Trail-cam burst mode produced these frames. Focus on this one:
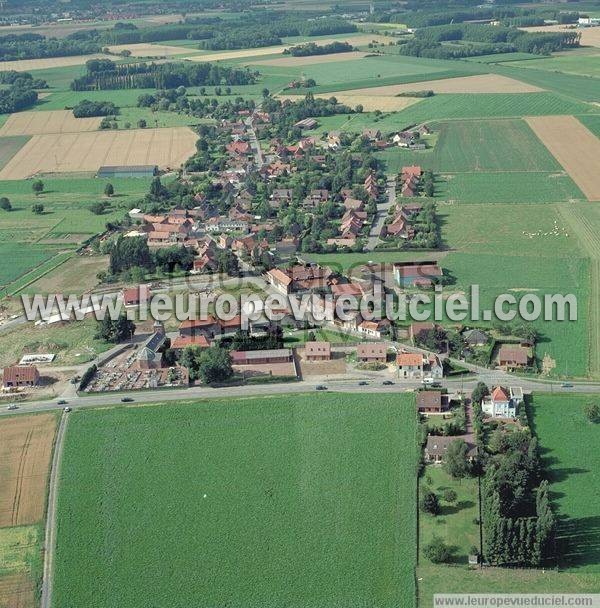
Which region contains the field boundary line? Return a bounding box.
[556,205,600,376]
[41,411,68,608]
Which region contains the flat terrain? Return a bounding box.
[0,110,101,136]
[331,74,543,96]
[240,50,368,67]
[0,53,107,73]
[532,393,600,570]
[0,573,36,608]
[0,413,57,527]
[520,24,600,48]
[184,35,386,63]
[279,92,422,112]
[106,43,194,57]
[526,115,600,201]
[0,136,30,170]
[54,394,417,608]
[0,127,197,180]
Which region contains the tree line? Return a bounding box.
[71,60,255,91]
[284,41,354,57]
[0,70,47,114]
[0,32,100,62]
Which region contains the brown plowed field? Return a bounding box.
[526,115,600,202]
[0,413,57,528]
[0,126,198,180]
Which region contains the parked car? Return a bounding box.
[358,381,369,386]
[57,399,67,405]
[382,380,394,386]
[7,403,18,410]
[64,407,72,413]
[121,397,134,402]
[561,382,573,388]
[315,385,328,391]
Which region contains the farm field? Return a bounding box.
[0,135,30,169]
[385,119,562,173]
[0,110,101,136]
[578,114,600,137]
[0,413,57,527]
[251,50,369,67]
[0,53,107,73]
[106,43,200,57]
[506,53,600,78]
[279,92,423,112]
[325,73,543,95]
[436,172,584,204]
[532,393,600,570]
[0,177,151,292]
[0,126,197,180]
[54,393,418,608]
[526,115,600,201]
[309,93,596,136]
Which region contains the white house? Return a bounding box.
[482,385,522,419]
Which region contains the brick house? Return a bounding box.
[304,341,331,361]
[3,365,40,388]
[356,343,387,363]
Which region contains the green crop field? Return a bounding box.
[532,393,600,570]
[437,172,584,204]
[310,93,596,136]
[504,53,600,79]
[0,177,151,292]
[54,394,418,608]
[578,114,600,138]
[380,119,562,173]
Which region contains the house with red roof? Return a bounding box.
[397,352,424,378]
[482,385,521,419]
[3,365,40,388]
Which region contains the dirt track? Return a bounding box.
[526,115,600,201]
[0,110,101,136]
[333,73,543,95]
[0,126,198,180]
[0,413,57,527]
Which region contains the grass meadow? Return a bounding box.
[532,393,600,571]
[54,393,418,608]
[0,136,30,169]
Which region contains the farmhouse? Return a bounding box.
[416,390,449,413]
[356,343,387,363]
[497,345,530,370]
[179,317,218,338]
[171,334,211,352]
[2,365,40,388]
[463,328,489,347]
[122,285,151,307]
[294,118,317,130]
[397,352,424,378]
[357,319,390,339]
[304,341,331,361]
[97,165,157,179]
[230,349,293,365]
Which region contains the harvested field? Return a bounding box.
[183,35,387,63]
[0,53,107,73]
[106,43,192,57]
[526,115,600,202]
[521,24,600,48]
[0,127,197,180]
[278,92,422,112]
[0,413,57,528]
[0,573,36,608]
[251,50,368,67]
[0,110,101,137]
[332,74,543,96]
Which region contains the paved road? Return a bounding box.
[244,118,264,168]
[40,411,68,608]
[365,176,396,251]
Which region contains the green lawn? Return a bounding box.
[532,393,600,571]
[419,467,480,564]
[54,393,418,608]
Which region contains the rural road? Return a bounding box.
[40,410,68,608]
[365,176,396,251]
